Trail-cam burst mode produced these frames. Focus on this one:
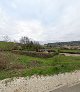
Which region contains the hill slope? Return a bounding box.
[0,41,15,50]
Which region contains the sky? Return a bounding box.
[0,0,80,43]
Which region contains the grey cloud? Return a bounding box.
[0,0,80,43]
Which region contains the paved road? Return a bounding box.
[51,83,80,92]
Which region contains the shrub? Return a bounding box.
[0,53,9,69]
[12,50,55,58]
[0,52,26,70]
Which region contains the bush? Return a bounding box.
[12,50,55,58]
[0,52,26,70]
[0,53,9,69]
[0,59,7,69]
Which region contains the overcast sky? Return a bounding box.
[0,0,80,43]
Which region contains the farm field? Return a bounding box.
[0,51,80,80]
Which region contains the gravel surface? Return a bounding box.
[0,71,80,92]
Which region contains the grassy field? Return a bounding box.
[0,42,15,50]
[0,51,80,80]
[60,49,80,53]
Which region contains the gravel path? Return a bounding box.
[0,71,80,92]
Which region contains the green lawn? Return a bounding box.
[0,51,80,80]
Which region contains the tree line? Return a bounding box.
[1,36,43,51]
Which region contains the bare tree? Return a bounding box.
[20,36,29,44]
[3,35,11,42]
[19,36,42,51]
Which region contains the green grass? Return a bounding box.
[0,42,15,50]
[0,51,80,80]
[60,49,80,53]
